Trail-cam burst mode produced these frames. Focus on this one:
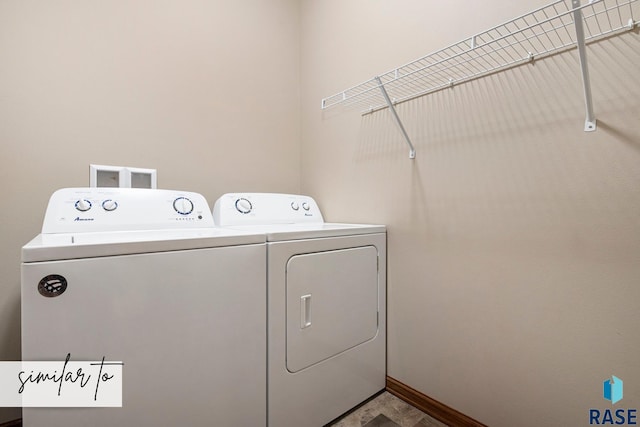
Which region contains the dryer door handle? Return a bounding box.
[300,294,312,329]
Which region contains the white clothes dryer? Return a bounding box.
[22,188,267,427]
[214,193,386,427]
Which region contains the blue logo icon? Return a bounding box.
[604,376,624,405]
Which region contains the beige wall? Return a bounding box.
[0,1,300,422]
[2,1,639,425]
[301,1,640,426]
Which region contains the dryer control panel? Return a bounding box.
[42,188,214,233]
[213,193,324,226]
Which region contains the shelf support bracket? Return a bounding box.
[572,0,597,132]
[374,76,416,159]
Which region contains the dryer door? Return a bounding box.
[286,246,378,372]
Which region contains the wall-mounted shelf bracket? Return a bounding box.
[374,76,416,159]
[573,0,597,131]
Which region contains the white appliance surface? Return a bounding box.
[214,192,386,427]
[285,245,379,373]
[213,192,385,240]
[213,192,325,226]
[22,188,267,427]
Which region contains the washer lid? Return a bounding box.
[22,228,265,262]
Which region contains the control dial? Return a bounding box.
[235,198,252,214]
[173,197,194,215]
[302,202,310,211]
[291,201,299,211]
[102,199,118,211]
[75,199,92,212]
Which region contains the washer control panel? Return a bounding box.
[213,193,324,226]
[42,188,214,233]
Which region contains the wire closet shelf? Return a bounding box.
[321,0,639,157]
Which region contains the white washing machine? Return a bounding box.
[21,188,267,427]
[213,193,386,427]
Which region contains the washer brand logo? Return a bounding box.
[37,275,67,298]
[605,376,624,405]
[589,376,637,425]
[74,217,94,221]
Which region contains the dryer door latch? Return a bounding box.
[300,294,312,329]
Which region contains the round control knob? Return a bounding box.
[173,197,194,215]
[235,198,252,214]
[291,201,299,211]
[102,199,118,212]
[75,199,92,212]
[302,202,310,211]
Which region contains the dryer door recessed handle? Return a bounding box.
[300,294,312,329]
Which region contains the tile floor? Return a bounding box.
[328,391,449,427]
